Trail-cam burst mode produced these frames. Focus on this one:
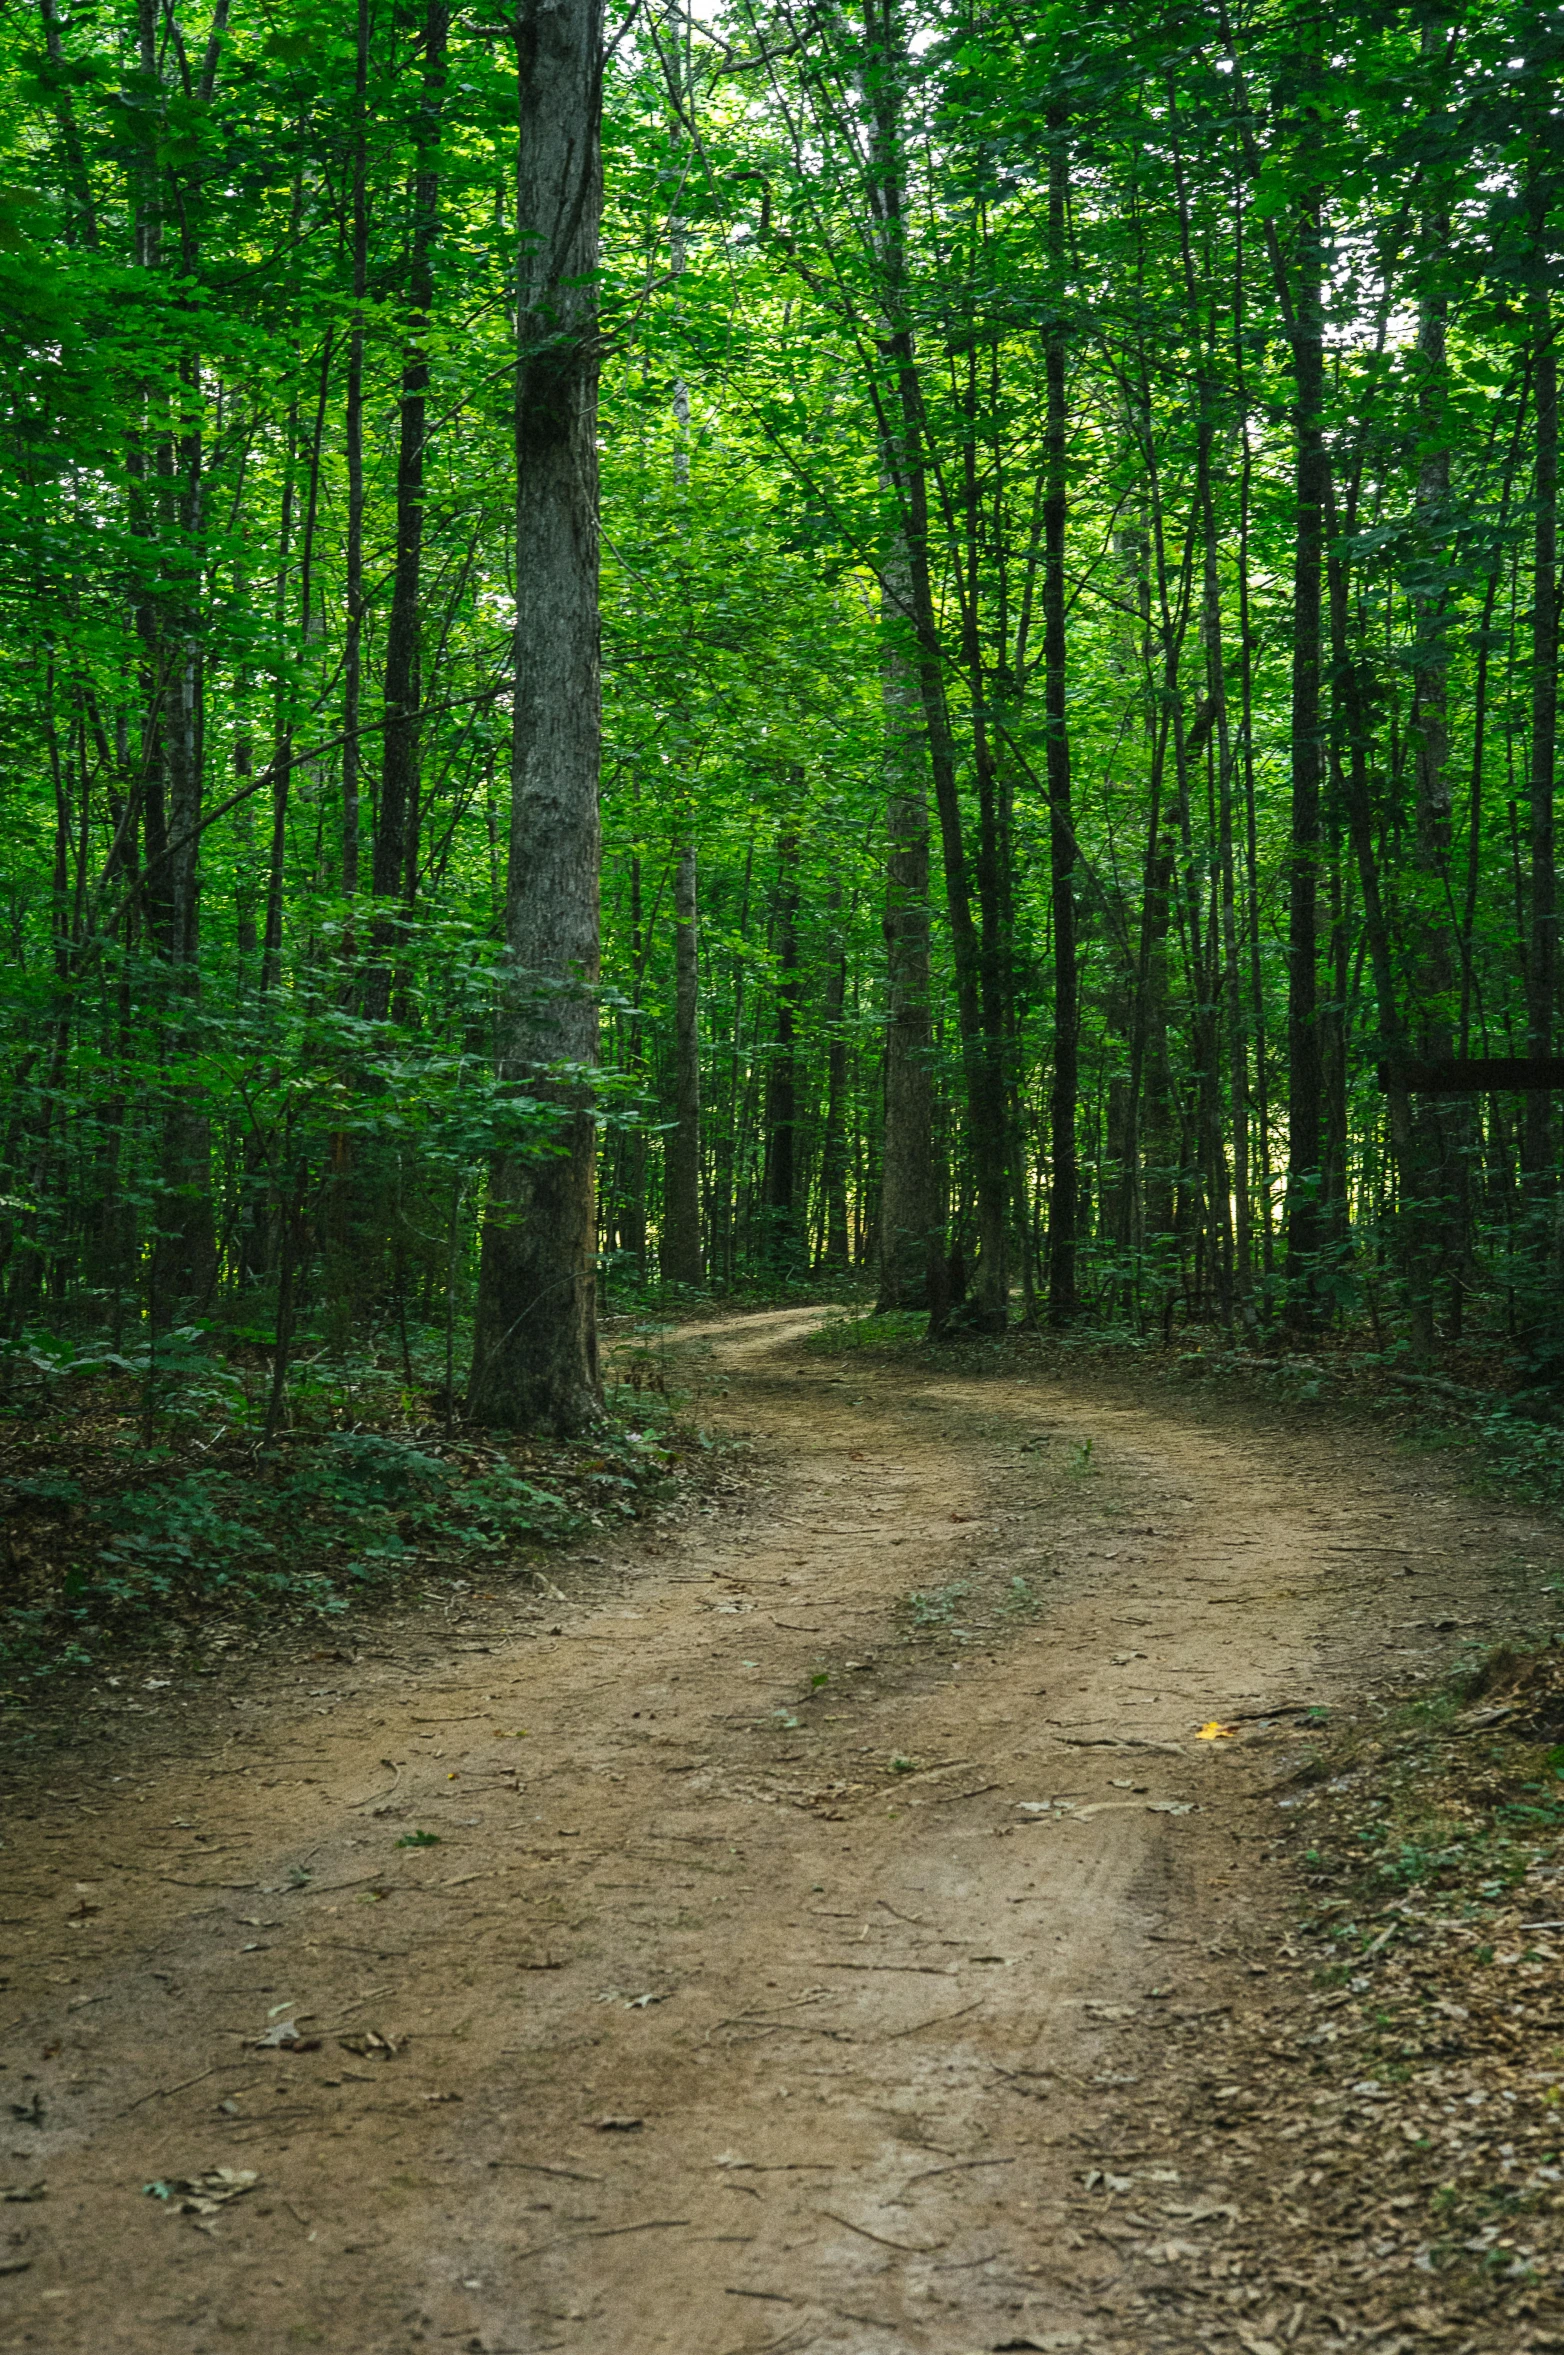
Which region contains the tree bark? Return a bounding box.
[367,0,448,1016]
[761,829,802,1272]
[661,835,702,1285]
[342,0,370,901]
[861,0,1006,1330]
[1043,109,1078,1326]
[817,893,850,1273]
[1284,192,1327,1326]
[1525,277,1558,1192]
[467,0,603,1434]
[876,533,937,1311]
[1405,193,1461,1353]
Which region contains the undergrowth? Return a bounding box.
[802,1305,927,1356]
[0,1319,719,1687]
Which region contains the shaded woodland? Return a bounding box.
[1,0,1562,1441]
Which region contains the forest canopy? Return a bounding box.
[1,0,1561,1445]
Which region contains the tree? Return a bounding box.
[467,0,605,1434]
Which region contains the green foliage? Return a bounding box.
[804,1309,926,1356]
[900,1580,971,1628]
[0,0,1560,1541]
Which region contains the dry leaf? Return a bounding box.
[145,2168,260,2219]
[337,2030,402,2058]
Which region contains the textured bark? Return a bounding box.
[876,540,937,1310]
[862,0,1006,1330]
[467,0,603,1434]
[661,837,702,1285]
[367,0,448,1015]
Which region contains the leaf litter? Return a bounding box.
[1074,1636,1564,2351]
[143,2167,259,2220]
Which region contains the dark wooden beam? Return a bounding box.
[1376,1056,1564,1094]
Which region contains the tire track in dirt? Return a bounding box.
[1,1308,1551,2355]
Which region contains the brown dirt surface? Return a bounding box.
[3,1304,1564,2355]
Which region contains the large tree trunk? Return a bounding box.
[876,535,938,1312]
[661,836,702,1285]
[862,1,1006,1331]
[467,0,603,1435]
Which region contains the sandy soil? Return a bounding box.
[2,1306,1557,2355]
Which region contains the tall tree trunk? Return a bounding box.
[761,829,802,1272]
[1284,192,1327,1326]
[367,0,448,1019]
[38,0,98,247]
[621,842,648,1277]
[862,0,1007,1331]
[467,0,603,1434]
[138,4,217,1326]
[876,531,937,1312]
[1405,196,1461,1353]
[342,0,370,901]
[661,835,702,1284]
[818,892,850,1273]
[1169,81,1251,1327]
[1043,109,1078,1327]
[714,827,755,1286]
[1525,275,1558,1194]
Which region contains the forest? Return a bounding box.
[0,0,1561,1461]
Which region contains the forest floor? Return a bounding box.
[5,1304,1564,2355]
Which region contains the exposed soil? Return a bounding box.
[3,1305,1563,2355]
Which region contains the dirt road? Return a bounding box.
[1,1309,1549,2355]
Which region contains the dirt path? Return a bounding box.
[2,1309,1555,2355]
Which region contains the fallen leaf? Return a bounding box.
[145,2168,260,2219]
[253,2020,321,2052]
[1196,1721,1238,1741]
[337,2030,401,2058]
